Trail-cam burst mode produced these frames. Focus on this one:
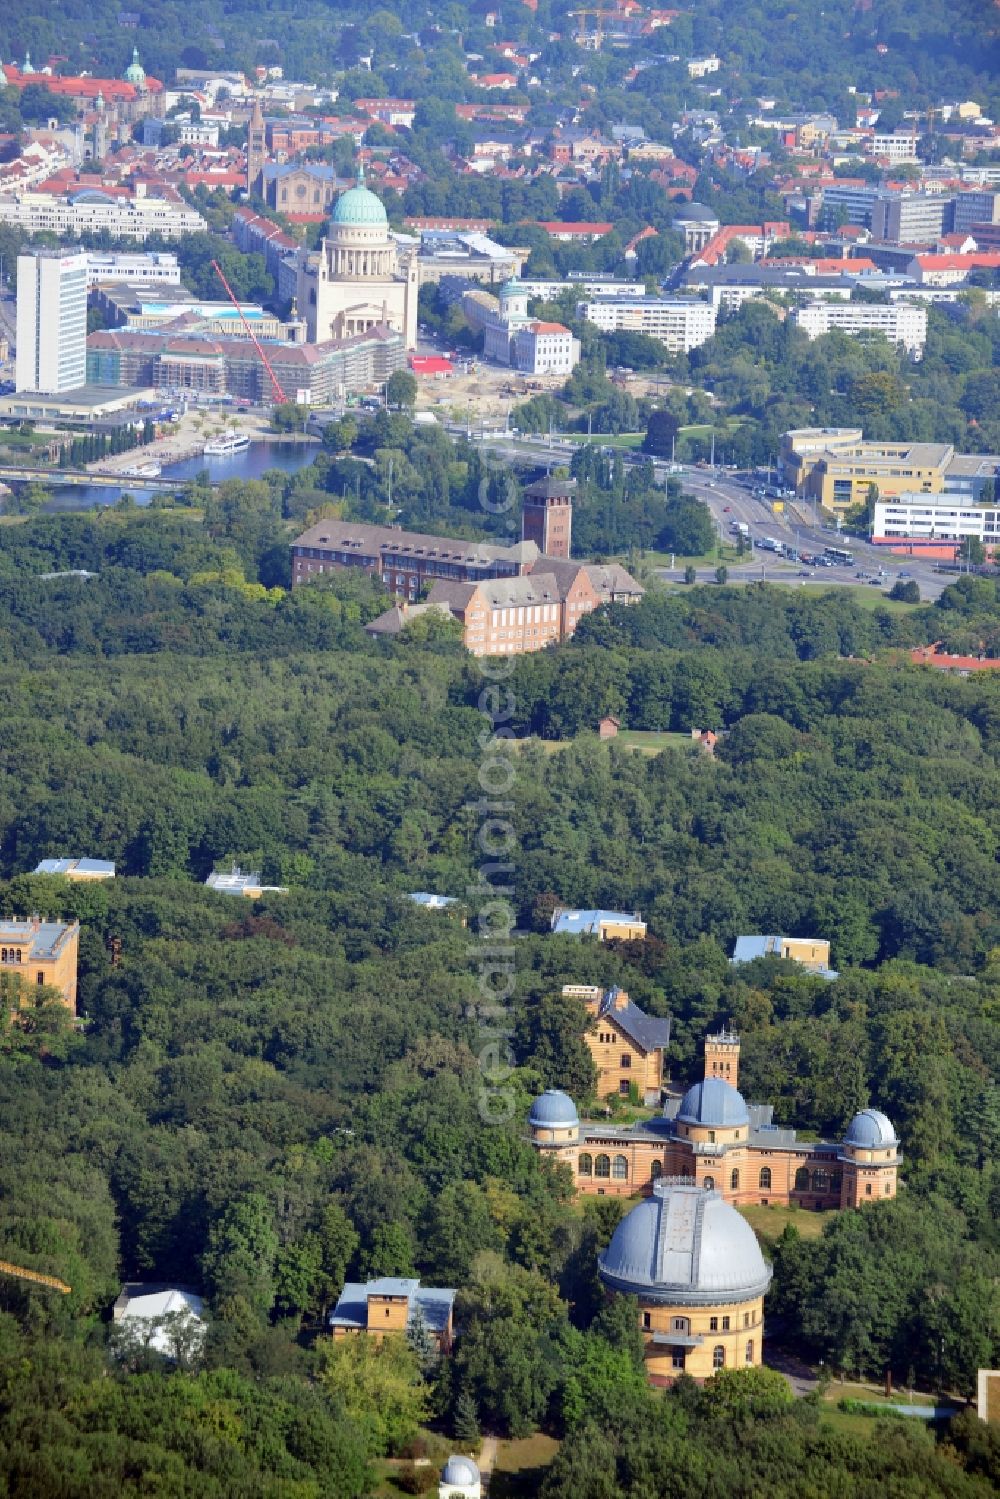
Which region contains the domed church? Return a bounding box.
[296,164,417,348]
[599,1179,772,1385]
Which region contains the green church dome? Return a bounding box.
[331,163,388,228]
[124,47,146,85]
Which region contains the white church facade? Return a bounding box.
[296,165,418,349]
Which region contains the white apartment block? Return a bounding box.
[687,55,721,77]
[874,494,1000,547]
[0,193,206,242]
[517,276,646,300]
[16,248,88,394]
[791,300,927,357]
[870,130,920,163]
[85,251,182,288]
[579,295,717,352]
[177,122,221,147]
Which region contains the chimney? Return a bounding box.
[613,989,629,1010]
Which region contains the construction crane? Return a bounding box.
[0,1258,71,1294]
[210,258,289,406]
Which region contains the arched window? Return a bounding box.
[730,1168,740,1191]
[794,1167,810,1192]
[812,1168,829,1193]
[759,1166,772,1190]
[595,1154,610,1179]
[650,1159,663,1180]
[612,1154,628,1181]
[578,1153,593,1177]
[713,1345,725,1370]
[745,1340,754,1365]
[703,1176,715,1191]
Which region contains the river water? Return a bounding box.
[42,440,321,511]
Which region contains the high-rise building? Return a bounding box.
[869,190,947,244]
[15,247,88,394]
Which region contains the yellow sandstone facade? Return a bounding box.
[529,1028,899,1212]
[566,984,670,1104]
[598,1179,772,1385]
[0,914,80,1014]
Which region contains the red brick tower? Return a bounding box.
[522,474,575,559]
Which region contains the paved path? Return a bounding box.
[479,1434,499,1491]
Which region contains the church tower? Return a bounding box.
[94,92,108,162]
[521,474,575,559]
[246,97,266,198]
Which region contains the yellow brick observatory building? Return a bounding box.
[530,1023,899,1212]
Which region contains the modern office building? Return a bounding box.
[791,299,927,357]
[0,192,206,241]
[85,251,181,288]
[15,248,88,394]
[951,189,1000,234]
[781,428,954,512]
[869,190,947,244]
[873,492,1000,559]
[578,295,717,352]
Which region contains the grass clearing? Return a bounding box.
[490,1433,561,1498]
[564,431,645,448]
[615,730,695,755]
[762,581,923,613]
[738,1202,836,1243]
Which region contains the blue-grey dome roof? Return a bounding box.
[442,1455,480,1484]
[675,1076,749,1128]
[599,1181,772,1304]
[844,1108,896,1148]
[529,1089,579,1127]
[331,164,387,227]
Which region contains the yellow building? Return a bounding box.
[551,908,647,941]
[328,1277,456,1353]
[34,857,115,881]
[598,1179,772,1385]
[528,1032,900,1210]
[731,934,836,976]
[781,428,952,513]
[565,984,671,1103]
[0,914,80,1013]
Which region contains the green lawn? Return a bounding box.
[615,730,695,756]
[738,1202,836,1243]
[490,1434,561,1498]
[764,581,922,613]
[632,543,747,569]
[512,731,696,758]
[563,431,645,448]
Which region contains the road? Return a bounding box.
[468,432,951,602]
[666,464,950,600]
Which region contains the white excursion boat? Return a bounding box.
[203,431,251,456]
[122,462,162,478]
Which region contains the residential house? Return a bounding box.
[34,857,115,880]
[565,983,671,1102]
[329,1277,456,1352]
[731,934,838,979]
[551,908,647,941]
